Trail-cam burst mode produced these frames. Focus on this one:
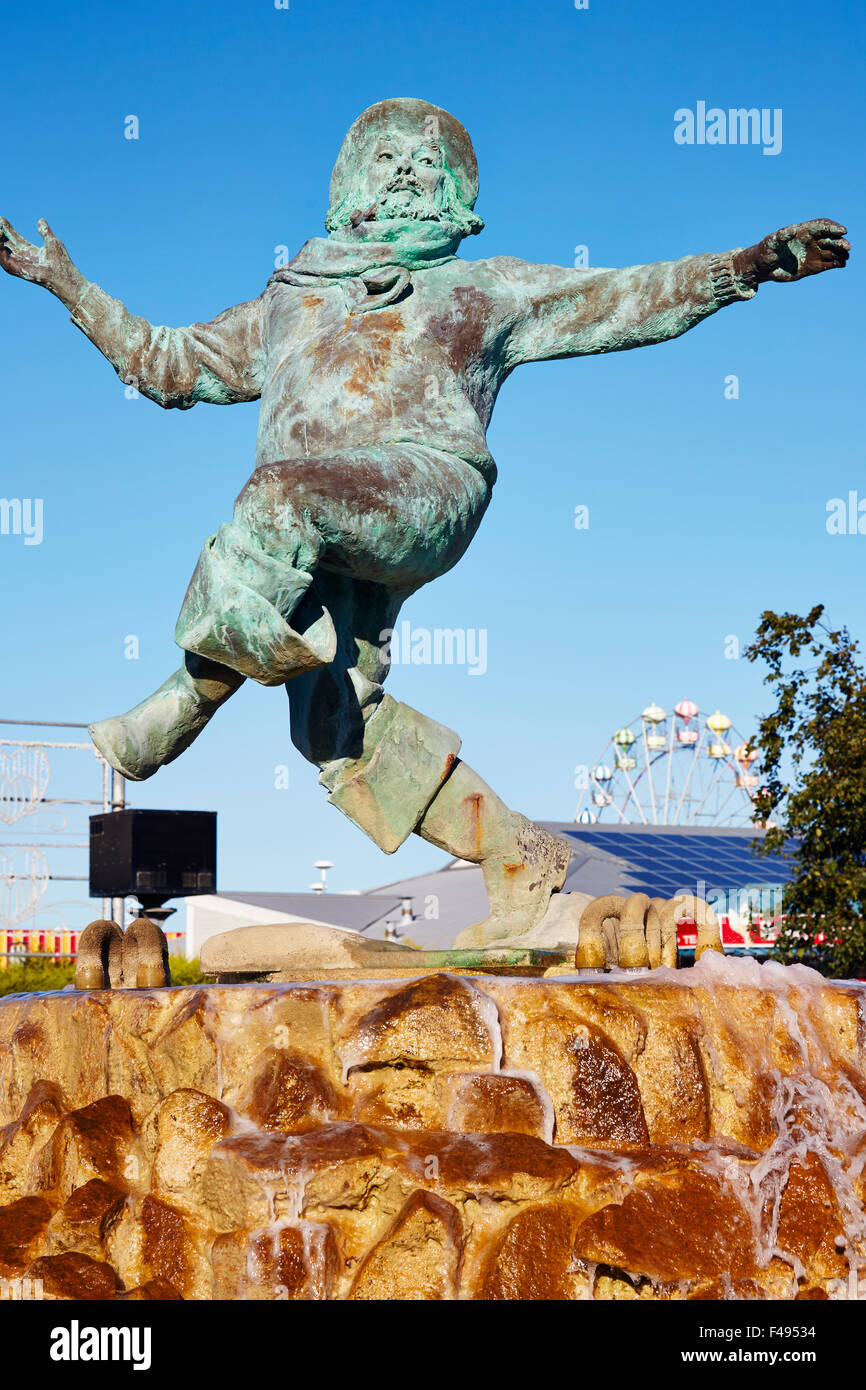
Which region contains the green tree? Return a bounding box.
[745,605,866,977]
[0,953,205,996]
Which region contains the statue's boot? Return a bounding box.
[91,523,338,780]
[418,763,572,947]
[89,654,245,781]
[317,698,570,946]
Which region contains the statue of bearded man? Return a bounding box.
[0,98,848,945]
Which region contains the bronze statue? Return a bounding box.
[0,98,848,944]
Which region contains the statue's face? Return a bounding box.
[326,104,482,237]
[357,123,446,221]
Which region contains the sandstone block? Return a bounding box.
[201,922,417,978]
[25,1251,123,1300]
[349,1192,463,1300]
[0,1194,55,1274]
[45,1180,127,1261]
[37,1096,140,1200]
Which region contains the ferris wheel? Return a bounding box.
[575,700,761,828]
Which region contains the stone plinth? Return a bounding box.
[1,955,864,1300]
[200,922,567,981]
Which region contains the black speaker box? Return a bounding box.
[89,809,217,900]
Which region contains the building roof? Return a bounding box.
[357,860,492,948]
[203,822,795,952]
[211,891,405,934]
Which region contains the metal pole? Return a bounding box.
[0,718,89,728]
[99,757,112,921]
[111,768,126,926]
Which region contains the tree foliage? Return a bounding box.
[745,605,866,977]
[0,954,205,996]
[0,959,75,997]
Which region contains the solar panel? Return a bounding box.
[564,826,795,900]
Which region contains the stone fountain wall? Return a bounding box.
[1,955,865,1300]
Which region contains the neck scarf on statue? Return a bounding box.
[268,219,463,313]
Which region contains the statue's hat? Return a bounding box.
[330,98,479,209]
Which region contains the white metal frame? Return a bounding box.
[0,718,126,945]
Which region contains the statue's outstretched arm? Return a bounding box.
[0,217,265,408]
[501,220,848,367]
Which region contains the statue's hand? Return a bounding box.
[0,217,83,303]
[734,219,849,285]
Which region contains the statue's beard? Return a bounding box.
[372,183,444,221]
[326,169,483,238]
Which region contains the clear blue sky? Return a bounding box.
[1,0,862,908]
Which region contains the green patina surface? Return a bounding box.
[0,98,847,947]
[403,947,567,968]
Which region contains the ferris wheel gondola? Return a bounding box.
[578,699,761,827]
